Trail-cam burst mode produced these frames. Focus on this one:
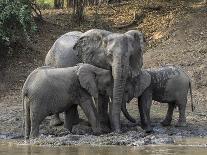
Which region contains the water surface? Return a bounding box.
[0,139,207,155]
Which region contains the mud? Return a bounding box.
[0,107,207,147]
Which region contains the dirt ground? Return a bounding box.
[0,0,207,146]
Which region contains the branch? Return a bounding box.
[30,1,43,21]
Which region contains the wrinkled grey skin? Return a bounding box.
[45,31,83,126]
[45,31,83,67]
[122,65,194,132]
[45,29,144,132]
[22,64,113,139]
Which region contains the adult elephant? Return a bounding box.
[46,29,144,132]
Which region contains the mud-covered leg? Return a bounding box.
[79,91,101,135]
[97,94,110,133]
[64,105,78,131]
[30,114,43,138]
[25,104,31,139]
[175,98,187,127]
[138,89,153,133]
[72,106,80,125]
[138,101,145,127]
[161,102,175,126]
[30,103,46,138]
[50,114,63,126]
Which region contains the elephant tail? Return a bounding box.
[121,101,136,123]
[189,81,195,112]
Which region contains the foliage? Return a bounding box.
[36,0,54,9]
[0,0,36,48]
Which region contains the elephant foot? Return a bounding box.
[92,128,102,136]
[30,130,39,139]
[141,124,153,133]
[161,119,172,127]
[50,117,63,126]
[175,121,187,127]
[100,124,111,133]
[78,118,90,126]
[110,128,121,134]
[145,126,153,133]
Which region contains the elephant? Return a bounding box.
[122,65,194,132]
[22,63,113,138]
[45,31,83,126]
[45,29,144,132]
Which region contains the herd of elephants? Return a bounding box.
[22,29,194,139]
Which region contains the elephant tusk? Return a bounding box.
[109,97,112,103]
[92,97,95,105]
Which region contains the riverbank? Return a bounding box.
[0,0,207,147]
[0,102,207,146]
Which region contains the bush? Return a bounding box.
[0,0,36,48]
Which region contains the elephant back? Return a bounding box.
[45,31,83,68]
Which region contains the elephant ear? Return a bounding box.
[125,30,145,78]
[73,29,111,62]
[77,64,99,100]
[134,70,151,97]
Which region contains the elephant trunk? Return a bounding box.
[121,101,136,123]
[111,60,127,131]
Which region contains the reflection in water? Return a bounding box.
[0,142,206,155]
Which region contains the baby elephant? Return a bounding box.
[123,65,194,132]
[22,64,112,139]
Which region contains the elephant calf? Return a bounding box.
[22,64,112,138]
[122,65,194,132]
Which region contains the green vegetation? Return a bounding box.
[0,0,36,49]
[36,0,54,9]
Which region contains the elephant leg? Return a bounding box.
[25,115,31,139]
[30,103,47,138]
[138,101,146,128]
[138,89,153,133]
[79,91,101,135]
[161,102,175,126]
[71,106,80,125]
[24,102,31,139]
[50,108,80,126]
[97,94,110,132]
[50,114,63,126]
[175,98,187,127]
[30,114,44,138]
[64,105,78,131]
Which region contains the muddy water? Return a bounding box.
[0,138,207,155]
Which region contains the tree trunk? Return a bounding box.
[72,0,85,23]
[54,0,64,9]
[108,0,121,4]
[66,0,73,8]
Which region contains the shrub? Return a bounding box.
[0,0,36,48]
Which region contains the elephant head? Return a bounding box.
[77,64,113,106]
[122,70,151,123]
[73,29,144,131]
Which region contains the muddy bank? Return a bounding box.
[1,118,207,147]
[0,94,207,147]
